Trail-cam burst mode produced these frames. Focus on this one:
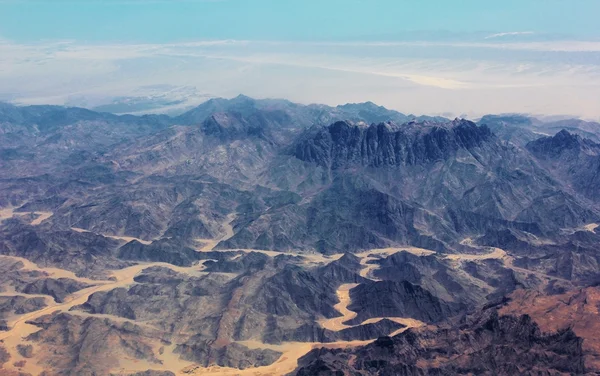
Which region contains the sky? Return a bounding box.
[1,0,600,118]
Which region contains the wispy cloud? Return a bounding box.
[273,40,600,52]
[1,38,599,119]
[485,31,535,39]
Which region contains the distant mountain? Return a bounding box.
[175,95,448,128]
[333,101,447,124]
[478,114,600,145]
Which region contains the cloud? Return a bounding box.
[1,38,599,119]
[274,39,600,52]
[485,31,535,39]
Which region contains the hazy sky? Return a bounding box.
[1,0,600,118]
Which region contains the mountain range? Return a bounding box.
[0,95,599,375]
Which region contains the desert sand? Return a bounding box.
[0,230,570,375]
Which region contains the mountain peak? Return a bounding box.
[526,128,600,159]
[555,128,577,140]
[338,101,385,110]
[232,94,255,102]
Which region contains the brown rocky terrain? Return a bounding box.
[500,286,600,372]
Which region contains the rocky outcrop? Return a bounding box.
[17,278,91,303]
[316,253,367,284]
[294,119,493,169]
[71,257,396,357]
[347,280,463,325]
[0,296,47,319]
[0,344,10,365]
[117,239,202,267]
[174,340,281,369]
[479,114,600,145]
[373,250,530,304]
[220,173,454,253]
[16,345,33,359]
[528,129,600,158]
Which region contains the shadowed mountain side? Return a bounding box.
[0,219,131,278]
[276,319,404,343]
[372,250,532,305]
[117,239,204,267]
[527,130,600,202]
[346,280,463,325]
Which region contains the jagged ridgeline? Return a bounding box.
[1,96,600,375]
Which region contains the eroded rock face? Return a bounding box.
[3,104,600,258]
[294,120,493,169]
[373,251,528,304]
[0,257,95,327]
[293,311,585,376]
[0,344,11,365]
